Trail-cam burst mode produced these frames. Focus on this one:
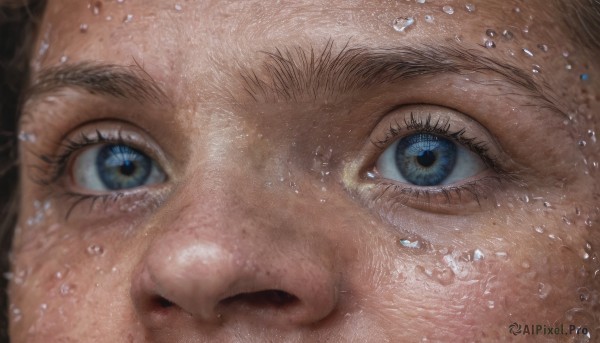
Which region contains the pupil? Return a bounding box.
[417,150,436,167]
[120,160,136,176]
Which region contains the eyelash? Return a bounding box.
[367,113,518,210]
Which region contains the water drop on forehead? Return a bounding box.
[442,5,454,15]
[465,3,475,12]
[392,17,415,32]
[424,14,434,23]
[532,64,542,74]
[416,0,425,3]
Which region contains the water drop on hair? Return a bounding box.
[442,5,454,14]
[392,17,415,32]
[537,43,548,52]
[485,29,497,37]
[501,29,514,40]
[484,40,496,49]
[532,64,541,74]
[522,48,534,57]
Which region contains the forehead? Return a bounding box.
[36,0,565,70]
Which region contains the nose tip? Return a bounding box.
[131,240,339,329]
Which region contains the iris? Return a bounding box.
[395,133,457,186]
[96,144,153,190]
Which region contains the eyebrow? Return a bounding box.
[26,62,171,106]
[239,39,567,117]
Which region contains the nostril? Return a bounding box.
[221,290,299,308]
[153,296,175,309]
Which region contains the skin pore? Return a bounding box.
[7,0,600,341]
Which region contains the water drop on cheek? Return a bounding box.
[442,5,454,15]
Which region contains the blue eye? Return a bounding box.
[376,133,486,186]
[72,144,166,191]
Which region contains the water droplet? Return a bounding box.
[543,201,551,208]
[535,226,545,234]
[532,64,542,74]
[580,73,590,81]
[494,251,508,260]
[522,48,534,57]
[465,3,475,12]
[562,50,570,58]
[392,17,415,32]
[416,0,426,3]
[11,306,21,322]
[582,252,590,260]
[538,282,551,299]
[18,131,36,143]
[39,303,48,311]
[174,3,182,11]
[116,0,124,3]
[522,25,529,34]
[501,29,514,40]
[487,300,495,309]
[86,244,104,256]
[424,14,434,23]
[399,238,421,249]
[485,29,497,37]
[513,7,521,13]
[562,216,572,225]
[59,55,68,64]
[123,14,133,23]
[587,130,596,143]
[537,43,548,52]
[59,283,75,296]
[79,23,89,33]
[472,249,485,261]
[522,195,530,203]
[442,5,454,14]
[521,261,530,269]
[566,64,573,70]
[484,40,496,49]
[90,1,102,16]
[579,140,587,147]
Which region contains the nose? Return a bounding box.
[130,201,340,332]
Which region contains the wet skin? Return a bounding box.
[8,0,600,342]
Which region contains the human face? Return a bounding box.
[9,0,600,341]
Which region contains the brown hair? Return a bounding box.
[0,0,46,339]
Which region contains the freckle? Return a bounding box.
[531,64,542,74]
